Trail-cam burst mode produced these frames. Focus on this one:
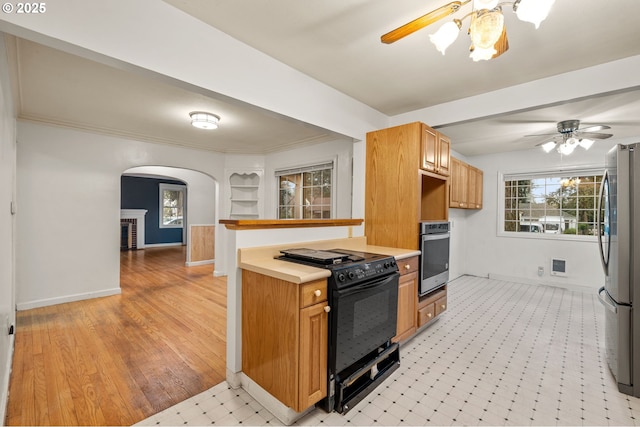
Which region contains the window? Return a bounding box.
[159,183,185,228]
[502,169,603,237]
[276,162,334,219]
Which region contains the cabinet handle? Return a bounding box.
[314,289,322,297]
[404,264,411,270]
[441,304,446,310]
[427,313,432,318]
[324,306,331,313]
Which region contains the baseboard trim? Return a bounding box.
[16,288,122,311]
[238,372,313,426]
[487,273,595,294]
[213,270,226,277]
[143,242,183,248]
[185,259,214,267]
[0,333,14,427]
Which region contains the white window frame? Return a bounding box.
[275,160,336,219]
[159,183,186,229]
[497,167,604,241]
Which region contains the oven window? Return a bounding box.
[333,275,399,374]
[353,291,390,338]
[422,237,449,279]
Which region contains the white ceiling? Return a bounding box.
[6,0,640,156]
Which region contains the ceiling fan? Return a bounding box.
[525,119,613,155]
[380,0,555,61]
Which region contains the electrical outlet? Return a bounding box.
[5,315,13,335]
[537,266,544,276]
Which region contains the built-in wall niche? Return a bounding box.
[227,170,263,219]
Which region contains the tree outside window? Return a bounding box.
[277,163,333,219]
[503,172,602,236]
[160,183,185,228]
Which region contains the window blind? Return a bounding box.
[274,161,334,177]
[503,167,603,181]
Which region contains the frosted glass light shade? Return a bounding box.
[470,9,504,49]
[515,0,555,28]
[558,142,576,155]
[469,45,497,61]
[429,20,462,54]
[190,112,220,129]
[541,141,557,153]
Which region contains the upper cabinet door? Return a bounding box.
[421,125,438,173]
[421,124,450,177]
[438,134,451,177]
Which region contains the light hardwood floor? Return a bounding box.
[5,246,227,426]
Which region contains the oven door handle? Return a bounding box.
[422,233,449,241]
[336,273,399,298]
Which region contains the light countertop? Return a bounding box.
[238,237,420,284]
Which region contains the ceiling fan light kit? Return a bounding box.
[535,120,612,155]
[381,0,555,61]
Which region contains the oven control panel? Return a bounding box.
[334,258,398,284]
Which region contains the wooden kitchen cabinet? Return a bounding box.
[393,256,419,343]
[418,286,447,328]
[449,156,483,209]
[242,271,328,412]
[366,122,450,250]
[468,165,483,209]
[421,125,451,177]
[449,157,469,208]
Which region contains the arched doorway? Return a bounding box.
[120,165,219,268]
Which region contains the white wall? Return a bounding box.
[0,34,16,425]
[462,140,626,291]
[16,122,226,309]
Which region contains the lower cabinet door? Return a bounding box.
[298,303,328,411]
[418,304,435,327]
[393,271,418,342]
[435,295,447,316]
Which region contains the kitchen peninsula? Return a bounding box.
[221,216,427,424]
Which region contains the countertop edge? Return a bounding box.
[220,218,363,230]
[239,246,420,284]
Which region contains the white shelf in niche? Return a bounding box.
[228,171,261,219]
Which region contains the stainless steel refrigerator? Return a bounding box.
[598,142,640,396]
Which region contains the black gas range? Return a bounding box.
[278,248,401,414]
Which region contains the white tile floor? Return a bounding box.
[136,275,640,426]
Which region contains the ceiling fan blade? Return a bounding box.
[578,125,611,133]
[524,132,562,137]
[578,132,613,139]
[491,25,509,59]
[381,1,468,44]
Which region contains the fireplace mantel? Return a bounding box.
[120,209,148,249]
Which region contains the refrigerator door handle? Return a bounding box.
[597,170,609,274]
[598,286,618,314]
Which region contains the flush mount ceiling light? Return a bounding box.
[381,0,555,61]
[189,111,220,130]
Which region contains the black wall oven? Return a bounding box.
[278,248,400,414]
[420,221,450,296]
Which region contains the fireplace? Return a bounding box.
[120,209,147,250]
